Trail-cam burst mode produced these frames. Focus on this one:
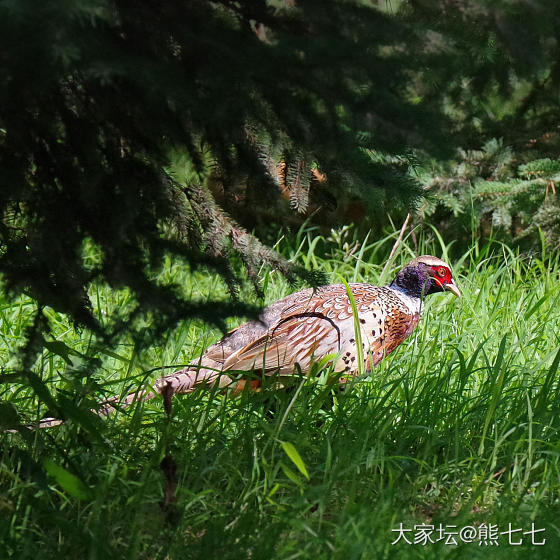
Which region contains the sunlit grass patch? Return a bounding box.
[1,228,560,558]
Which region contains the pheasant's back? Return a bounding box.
[198,283,421,376]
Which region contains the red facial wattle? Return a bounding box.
[430,265,452,287]
[429,265,461,297]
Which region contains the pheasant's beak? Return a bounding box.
[443,280,461,298]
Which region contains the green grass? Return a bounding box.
[1,226,560,559]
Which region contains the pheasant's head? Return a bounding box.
[390,255,461,299]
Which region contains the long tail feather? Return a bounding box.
[8,366,234,431]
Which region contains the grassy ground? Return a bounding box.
[1,226,560,559]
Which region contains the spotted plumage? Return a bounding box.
[151,254,460,396]
[27,255,460,429]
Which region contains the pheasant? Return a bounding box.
[28,255,460,429]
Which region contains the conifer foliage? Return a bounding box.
[419,141,560,249]
[1,0,560,352]
[0,0,438,341]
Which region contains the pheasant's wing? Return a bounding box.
[198,288,316,368]
[220,311,343,374]
[218,285,355,375]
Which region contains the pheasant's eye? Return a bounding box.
[437,267,447,278]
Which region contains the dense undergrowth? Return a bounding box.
[1,226,560,559]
